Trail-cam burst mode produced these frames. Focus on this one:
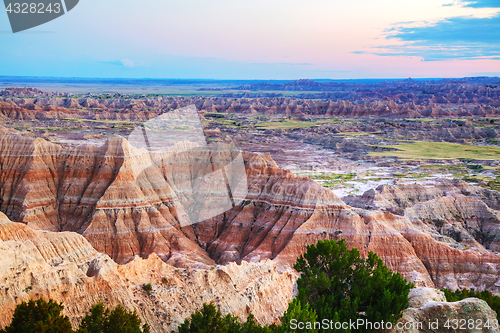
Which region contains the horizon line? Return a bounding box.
[1,75,499,82]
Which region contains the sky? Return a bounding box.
[0,0,499,79]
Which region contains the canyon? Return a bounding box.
[1,80,500,331]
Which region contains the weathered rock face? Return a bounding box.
[2,132,500,293]
[0,100,68,121]
[0,131,214,267]
[2,214,498,333]
[392,288,499,333]
[345,181,500,254]
[0,213,295,332]
[344,182,500,292]
[191,153,433,286]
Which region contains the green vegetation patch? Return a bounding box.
[369,142,500,160]
[392,172,431,179]
[0,298,150,333]
[306,173,356,188]
[487,177,500,191]
[420,164,467,171]
[178,303,273,333]
[462,175,500,191]
[177,239,412,333]
[256,120,316,130]
[461,174,493,183]
[307,173,356,181]
[332,131,384,137]
[405,118,437,123]
[295,239,413,332]
[256,119,331,130]
[62,118,139,125]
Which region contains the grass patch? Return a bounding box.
[420,164,467,171]
[256,119,333,130]
[486,177,500,191]
[204,117,247,129]
[307,173,356,189]
[322,181,347,188]
[333,131,369,137]
[369,142,500,161]
[462,175,500,191]
[392,172,432,179]
[256,120,317,130]
[63,118,139,125]
[308,173,356,181]
[466,164,484,171]
[405,118,436,123]
[462,175,493,183]
[333,131,384,137]
[486,138,500,145]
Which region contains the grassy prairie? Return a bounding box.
[369,141,500,160]
[256,120,323,130]
[63,118,139,125]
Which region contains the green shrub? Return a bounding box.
[142,283,152,294]
[293,239,413,332]
[178,303,272,333]
[275,299,318,333]
[442,288,500,320]
[240,313,274,333]
[77,303,150,333]
[178,303,242,333]
[0,298,73,333]
[0,299,150,333]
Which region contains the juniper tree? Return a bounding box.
[293,239,413,332]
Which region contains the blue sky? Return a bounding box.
[0,0,499,79]
[380,0,500,61]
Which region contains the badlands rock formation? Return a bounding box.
[1,209,498,333]
[0,87,65,97]
[2,77,500,120]
[0,211,295,332]
[0,126,213,266]
[1,128,500,294]
[290,118,500,154]
[343,181,500,252]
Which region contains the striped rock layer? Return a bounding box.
[1,129,500,293]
